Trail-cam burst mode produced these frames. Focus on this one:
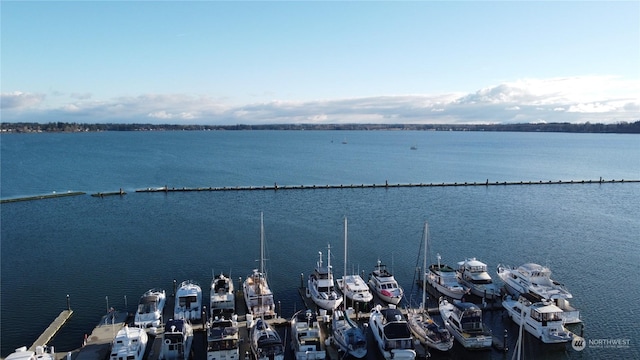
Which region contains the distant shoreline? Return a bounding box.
[1,121,639,133]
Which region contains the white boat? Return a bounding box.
[368,259,404,305]
[307,244,343,310]
[109,325,148,360]
[206,315,240,360]
[427,254,469,300]
[160,319,193,360]
[331,308,367,358]
[456,258,500,300]
[249,318,285,360]
[369,304,416,360]
[210,273,235,315]
[290,310,326,360]
[503,293,574,344]
[438,298,492,350]
[5,346,55,360]
[134,288,166,330]
[174,280,202,321]
[496,263,580,324]
[336,217,373,304]
[243,213,276,319]
[407,222,454,352]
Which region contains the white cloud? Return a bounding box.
[2,75,638,124]
[1,91,46,109]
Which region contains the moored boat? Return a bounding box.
[336,217,373,305]
[160,319,193,360]
[243,213,276,319]
[497,263,580,324]
[331,308,367,358]
[368,259,404,305]
[307,244,343,311]
[207,315,240,360]
[456,258,500,300]
[428,254,469,300]
[109,325,148,360]
[134,288,166,330]
[249,318,285,360]
[210,273,235,315]
[174,280,202,322]
[407,221,454,352]
[6,346,55,360]
[369,304,416,360]
[503,293,574,344]
[438,298,492,350]
[290,310,326,360]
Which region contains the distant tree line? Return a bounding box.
[1,120,639,133]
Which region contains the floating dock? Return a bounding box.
[28,310,74,352]
[74,311,129,360]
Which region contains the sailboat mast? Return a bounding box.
[260,212,264,275]
[343,217,348,279]
[422,221,428,310]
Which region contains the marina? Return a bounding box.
[2,131,638,360]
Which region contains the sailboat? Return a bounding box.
[336,217,373,304]
[243,212,276,319]
[331,308,367,358]
[407,222,454,352]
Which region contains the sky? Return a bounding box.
[1,1,639,125]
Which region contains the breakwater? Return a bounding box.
[1,179,637,203]
[135,178,638,193]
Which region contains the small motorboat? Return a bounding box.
[307,244,343,310]
[174,280,202,322]
[439,298,492,350]
[160,319,193,360]
[456,258,500,300]
[368,259,404,305]
[206,315,240,360]
[210,273,235,315]
[290,310,326,360]
[109,325,148,360]
[427,254,468,300]
[369,305,416,360]
[6,346,55,360]
[134,288,166,330]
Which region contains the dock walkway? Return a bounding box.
[28,310,74,352]
[73,311,128,360]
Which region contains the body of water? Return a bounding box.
[1,130,639,359]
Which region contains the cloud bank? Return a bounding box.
[2,76,638,125]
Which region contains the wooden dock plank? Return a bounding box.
[29,310,74,351]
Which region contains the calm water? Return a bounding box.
[1,131,639,359]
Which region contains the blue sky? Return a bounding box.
[2,1,639,125]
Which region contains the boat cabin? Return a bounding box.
[377,308,414,351]
[451,303,485,333]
